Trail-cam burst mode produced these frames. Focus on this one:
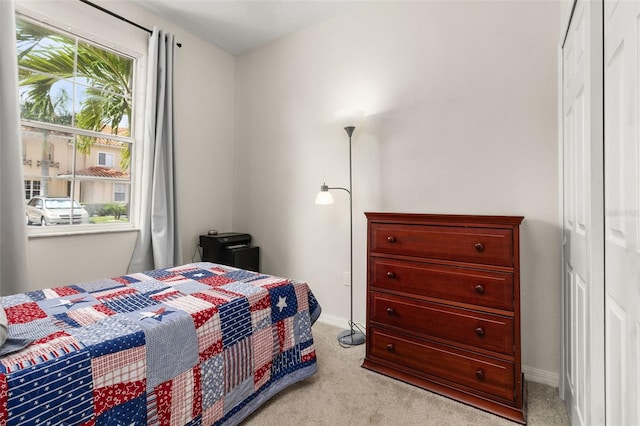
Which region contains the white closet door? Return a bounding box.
[561,0,605,424]
[604,1,640,425]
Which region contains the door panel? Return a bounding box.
[563,2,589,424]
[561,1,605,425]
[605,300,625,426]
[604,1,640,425]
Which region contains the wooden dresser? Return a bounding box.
[362,213,526,423]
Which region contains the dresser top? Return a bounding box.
[365,212,524,227]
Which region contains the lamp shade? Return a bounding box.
[315,183,334,205]
[315,191,334,205]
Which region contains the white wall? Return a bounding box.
[20,0,236,289]
[15,0,563,384]
[234,1,562,381]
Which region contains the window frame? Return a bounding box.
[16,5,147,236]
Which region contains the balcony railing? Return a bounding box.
[36,160,60,168]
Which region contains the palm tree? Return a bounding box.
[16,17,133,190]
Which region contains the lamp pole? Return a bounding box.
[316,125,365,346]
[347,126,355,339]
[337,125,365,346]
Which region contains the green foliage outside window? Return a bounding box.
[16,17,134,171]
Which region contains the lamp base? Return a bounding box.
[337,328,366,346]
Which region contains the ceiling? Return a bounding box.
[131,0,363,55]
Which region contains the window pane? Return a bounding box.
[19,71,74,126]
[22,126,70,202]
[22,130,131,226]
[24,180,41,200]
[97,152,114,167]
[114,183,128,203]
[17,18,135,138]
[75,83,131,136]
[16,18,75,77]
[75,41,133,137]
[67,136,130,224]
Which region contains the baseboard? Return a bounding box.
[522,365,559,387]
[316,313,350,330]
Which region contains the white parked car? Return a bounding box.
[26,196,90,226]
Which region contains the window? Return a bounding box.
[114,183,127,202]
[98,152,115,168]
[17,14,138,230]
[24,180,40,200]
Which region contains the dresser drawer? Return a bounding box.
[371,258,513,310]
[370,292,514,355]
[371,224,513,267]
[368,327,515,401]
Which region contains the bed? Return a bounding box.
[0,262,321,425]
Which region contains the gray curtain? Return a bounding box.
[129,28,182,273]
[0,0,29,295]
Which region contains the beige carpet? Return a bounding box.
[243,321,569,425]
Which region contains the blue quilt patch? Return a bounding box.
[144,268,176,280]
[181,269,215,281]
[223,269,257,282]
[201,354,224,408]
[218,297,252,348]
[140,312,199,391]
[7,349,94,425]
[24,290,46,302]
[185,416,203,426]
[115,274,141,284]
[271,345,302,381]
[102,292,158,314]
[269,284,297,323]
[69,316,145,357]
[128,280,169,296]
[95,394,147,426]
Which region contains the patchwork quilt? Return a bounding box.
[0,262,321,425]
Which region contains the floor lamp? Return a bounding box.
[315,125,366,346]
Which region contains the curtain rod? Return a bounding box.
[79,0,182,47]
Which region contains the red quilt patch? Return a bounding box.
[0,374,7,425]
[197,275,234,287]
[33,330,71,345]
[192,292,228,307]
[92,304,116,316]
[93,380,145,416]
[250,294,270,312]
[50,286,81,297]
[154,380,173,426]
[200,339,224,361]
[5,302,47,324]
[191,306,218,329]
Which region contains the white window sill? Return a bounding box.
[27,224,139,239]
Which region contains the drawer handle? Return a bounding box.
[387,236,396,243]
[474,242,485,252]
[475,327,485,337]
[475,284,485,294]
[386,307,395,315]
[476,369,485,381]
[386,343,395,352]
[386,271,396,279]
